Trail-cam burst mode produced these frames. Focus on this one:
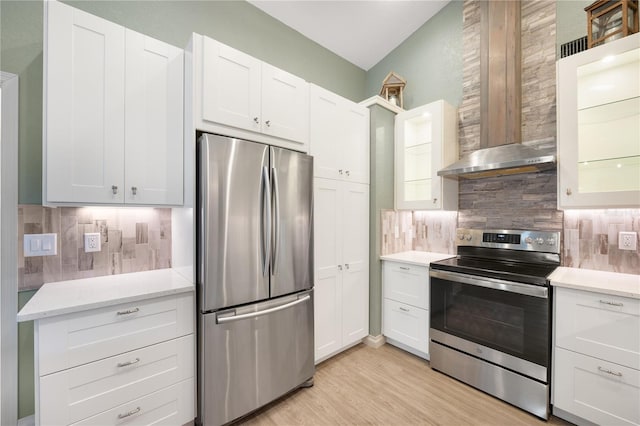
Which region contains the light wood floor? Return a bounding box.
[240,343,573,426]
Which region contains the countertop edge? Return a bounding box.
[380,251,455,267]
[551,281,639,299]
[549,266,640,299]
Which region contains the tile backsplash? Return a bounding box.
[563,209,640,275]
[381,210,457,255]
[18,205,172,291]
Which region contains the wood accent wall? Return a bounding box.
[480,0,521,148]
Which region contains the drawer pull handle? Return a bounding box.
[599,300,623,307]
[117,357,140,368]
[117,307,140,316]
[598,366,623,377]
[399,307,410,312]
[399,266,410,271]
[118,407,141,419]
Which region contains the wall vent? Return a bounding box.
[560,36,588,58]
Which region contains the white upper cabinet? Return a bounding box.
[198,36,309,151]
[44,0,184,206]
[394,100,458,210]
[125,30,184,205]
[309,84,370,184]
[557,33,640,208]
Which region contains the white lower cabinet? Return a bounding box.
[34,293,195,426]
[313,178,369,362]
[553,286,640,425]
[382,261,430,359]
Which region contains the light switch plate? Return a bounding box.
[24,233,57,257]
[84,233,101,253]
[619,232,637,251]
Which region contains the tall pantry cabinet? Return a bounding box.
[310,84,370,363]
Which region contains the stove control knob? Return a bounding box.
[465,234,473,241]
[525,237,533,244]
[546,238,556,246]
[458,234,465,241]
[535,237,544,245]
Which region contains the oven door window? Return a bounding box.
[430,276,549,367]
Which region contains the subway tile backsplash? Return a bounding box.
[18,205,172,291]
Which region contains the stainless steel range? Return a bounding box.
[429,228,560,419]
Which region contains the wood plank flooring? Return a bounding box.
[240,343,572,425]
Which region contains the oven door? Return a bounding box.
[429,269,550,381]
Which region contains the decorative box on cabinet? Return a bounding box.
[193,34,309,152]
[31,292,195,426]
[382,260,430,359]
[44,0,184,206]
[394,100,458,210]
[557,32,640,208]
[309,84,370,184]
[553,286,640,426]
[313,178,369,363]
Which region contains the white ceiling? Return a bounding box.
[247,1,451,71]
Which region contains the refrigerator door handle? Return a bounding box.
[261,166,272,277]
[216,295,311,324]
[271,166,281,275]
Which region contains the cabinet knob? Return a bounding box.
[433,198,438,204]
[566,188,572,196]
[345,170,350,176]
[112,185,118,195]
[345,263,350,269]
[131,186,137,196]
[253,117,260,124]
[339,169,343,175]
[265,120,271,127]
[338,264,343,271]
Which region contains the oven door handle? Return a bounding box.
[429,270,549,298]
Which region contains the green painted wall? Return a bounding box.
[365,1,464,109]
[0,0,365,205]
[556,0,591,58]
[368,105,396,336]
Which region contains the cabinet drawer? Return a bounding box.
[554,347,640,426]
[40,334,194,425]
[555,287,640,370]
[383,261,429,309]
[383,299,428,355]
[38,292,194,375]
[70,377,194,426]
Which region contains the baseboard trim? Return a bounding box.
[18,415,35,426]
[363,334,386,348]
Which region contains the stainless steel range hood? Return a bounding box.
[437,143,556,179]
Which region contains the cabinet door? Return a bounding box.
[261,63,309,147]
[124,30,183,205]
[557,33,640,208]
[45,0,125,204]
[201,37,261,133]
[313,178,343,362]
[341,182,369,346]
[342,104,370,184]
[309,84,342,180]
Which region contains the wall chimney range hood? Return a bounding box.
[437,143,556,179]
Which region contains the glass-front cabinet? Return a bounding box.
[557,32,640,208]
[394,100,458,210]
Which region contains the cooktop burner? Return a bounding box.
[430,228,561,286]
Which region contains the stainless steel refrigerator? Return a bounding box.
[197,133,314,426]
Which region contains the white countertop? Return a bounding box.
[17,268,195,322]
[380,250,455,267]
[549,267,640,299]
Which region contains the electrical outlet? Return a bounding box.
[618,231,637,251]
[84,233,101,253]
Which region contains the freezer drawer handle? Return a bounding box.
[217,295,311,324]
[118,407,141,419]
[116,307,140,316]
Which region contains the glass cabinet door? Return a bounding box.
[558,33,640,208]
